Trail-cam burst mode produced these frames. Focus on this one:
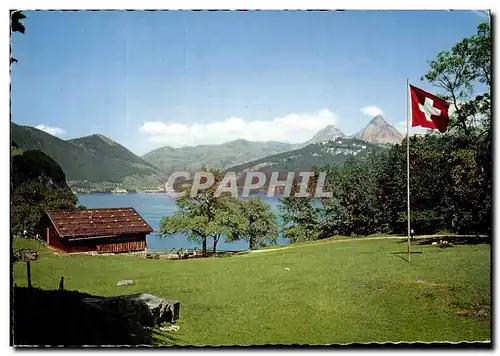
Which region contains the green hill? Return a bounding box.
[172,137,387,192]
[11,122,167,191]
[221,137,387,191]
[142,139,297,174]
[229,137,382,171]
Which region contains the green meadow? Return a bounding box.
[13,237,490,346]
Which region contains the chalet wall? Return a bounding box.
[96,240,146,253]
[65,234,147,254]
[46,226,65,252]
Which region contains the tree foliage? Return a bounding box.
[160,167,278,253]
[279,175,322,242]
[231,197,278,250]
[10,10,26,64]
[421,22,491,135]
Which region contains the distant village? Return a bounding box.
[70,183,167,195]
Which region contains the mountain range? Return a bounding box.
[141,115,403,173]
[10,123,167,192]
[10,116,403,192]
[142,139,296,174]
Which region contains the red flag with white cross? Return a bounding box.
[409,84,450,133]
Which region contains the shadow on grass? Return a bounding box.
[396,235,490,246]
[146,250,250,261]
[415,235,491,246]
[389,251,423,263]
[12,286,176,347]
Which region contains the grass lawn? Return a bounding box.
[12,237,490,346]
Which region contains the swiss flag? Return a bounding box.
[409,84,450,133]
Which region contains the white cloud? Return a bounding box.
[361,106,383,117]
[139,109,337,148]
[35,125,66,137]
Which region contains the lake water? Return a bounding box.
[77,193,288,251]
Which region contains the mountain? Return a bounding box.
[174,137,387,192]
[68,134,160,169]
[303,125,345,145]
[142,139,296,173]
[11,123,167,191]
[355,116,403,144]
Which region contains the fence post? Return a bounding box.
[26,261,32,288]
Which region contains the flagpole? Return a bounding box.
[406,79,411,262]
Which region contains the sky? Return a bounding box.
[10,10,489,155]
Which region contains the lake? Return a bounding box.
[77,193,288,251]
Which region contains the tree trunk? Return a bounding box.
[249,236,256,250]
[202,237,207,254]
[213,236,219,254]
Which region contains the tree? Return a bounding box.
[421,22,491,135]
[10,10,26,64]
[419,21,491,235]
[226,197,278,250]
[11,180,77,236]
[159,167,240,254]
[278,174,321,243]
[331,156,385,236]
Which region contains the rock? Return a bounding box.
[83,296,155,327]
[83,293,180,327]
[125,294,180,325]
[117,280,134,286]
[160,324,180,333]
[474,308,489,318]
[432,242,438,245]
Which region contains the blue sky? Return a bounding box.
[11,10,488,155]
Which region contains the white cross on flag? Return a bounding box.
[409,84,450,133]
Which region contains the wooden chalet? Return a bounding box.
[44,207,153,254]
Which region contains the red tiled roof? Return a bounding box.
[46,207,154,238]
